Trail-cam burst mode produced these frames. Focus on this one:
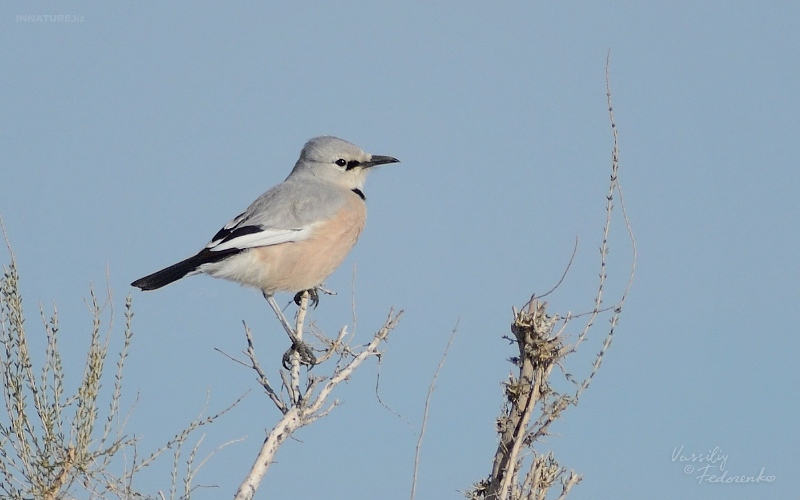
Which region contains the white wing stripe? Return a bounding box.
[208,226,314,252]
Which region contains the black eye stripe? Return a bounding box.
[335,159,362,170]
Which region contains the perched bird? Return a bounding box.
[131,136,399,305]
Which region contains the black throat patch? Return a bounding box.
[352,188,366,201]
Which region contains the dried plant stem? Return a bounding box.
[469,54,635,500]
[484,301,561,500]
[410,321,458,500]
[244,325,286,412]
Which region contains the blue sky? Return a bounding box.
[1,1,798,499]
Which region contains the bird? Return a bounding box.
[131,136,399,305]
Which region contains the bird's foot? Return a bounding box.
[293,286,338,309]
[282,340,317,369]
[294,288,320,309]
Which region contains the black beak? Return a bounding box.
[364,155,400,168]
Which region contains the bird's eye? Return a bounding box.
[335,159,347,167]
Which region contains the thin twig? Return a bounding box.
[245,324,286,412]
[535,236,579,302]
[410,320,459,500]
[312,326,348,365]
[0,215,15,268]
[374,355,413,432]
[606,49,637,306]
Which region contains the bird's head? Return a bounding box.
[290,136,399,190]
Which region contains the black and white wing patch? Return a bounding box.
[206,217,314,252]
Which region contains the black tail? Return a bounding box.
[131,248,240,291]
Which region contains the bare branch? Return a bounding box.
[242,323,286,412]
[232,304,402,500]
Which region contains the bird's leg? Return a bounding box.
[263,292,317,368]
[264,292,297,341]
